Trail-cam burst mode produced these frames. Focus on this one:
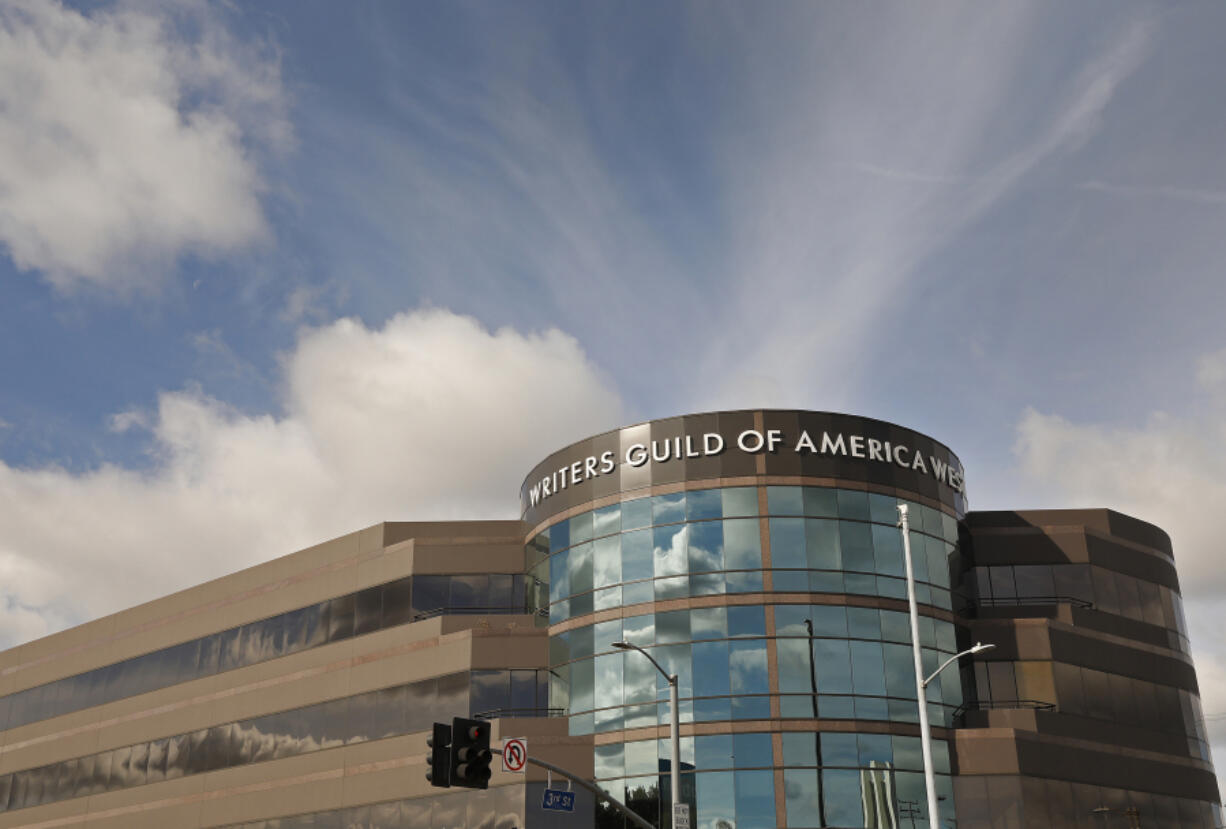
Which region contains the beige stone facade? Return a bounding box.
[0,521,589,829]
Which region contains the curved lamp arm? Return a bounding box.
[922,642,995,688]
[613,641,678,685]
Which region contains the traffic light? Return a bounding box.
[426,722,451,787]
[449,717,492,789]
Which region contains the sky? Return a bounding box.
[2,0,1226,792]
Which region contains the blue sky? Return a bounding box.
[3,0,1226,782]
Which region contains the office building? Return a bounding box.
[0,410,1216,827]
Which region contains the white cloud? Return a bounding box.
[107,409,149,434]
[280,281,346,325]
[0,308,623,645]
[0,0,287,291]
[1197,348,1226,395]
[1013,364,1226,781]
[1014,407,1226,597]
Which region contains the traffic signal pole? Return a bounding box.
[490,747,655,829]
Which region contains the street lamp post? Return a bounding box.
[898,503,995,828]
[614,640,682,828]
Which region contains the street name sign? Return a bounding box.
[542,789,576,812]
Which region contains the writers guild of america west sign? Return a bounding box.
[528,427,965,508]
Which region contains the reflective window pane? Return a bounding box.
[621,498,651,531]
[839,521,874,574]
[727,606,766,637]
[593,536,621,588]
[593,503,621,538]
[767,486,803,516]
[327,594,355,641]
[731,733,772,768]
[836,489,870,521]
[784,768,821,827]
[652,492,686,525]
[381,578,414,628]
[686,489,722,521]
[802,486,837,518]
[721,487,758,518]
[570,511,594,545]
[770,518,806,570]
[688,521,724,577]
[728,640,768,696]
[653,527,687,578]
[689,607,726,640]
[734,769,776,828]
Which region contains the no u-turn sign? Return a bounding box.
[502,737,527,773]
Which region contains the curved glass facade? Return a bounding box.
[531,486,959,623]
[513,410,1219,829]
[529,483,962,829]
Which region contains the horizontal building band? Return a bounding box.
[957,728,1219,803]
[210,788,524,829]
[955,775,1216,828]
[966,509,1173,555]
[0,668,546,814]
[0,573,532,734]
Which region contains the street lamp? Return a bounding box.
[898,504,994,829]
[924,642,995,689]
[613,640,683,828]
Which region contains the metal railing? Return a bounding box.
[410,605,533,622]
[954,699,1057,718]
[472,706,567,719]
[960,595,1093,616]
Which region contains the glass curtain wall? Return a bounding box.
[531,485,962,829]
[0,573,532,733]
[0,669,548,815]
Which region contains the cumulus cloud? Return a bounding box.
[1013,361,1226,775]
[0,0,287,291]
[0,309,623,645]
